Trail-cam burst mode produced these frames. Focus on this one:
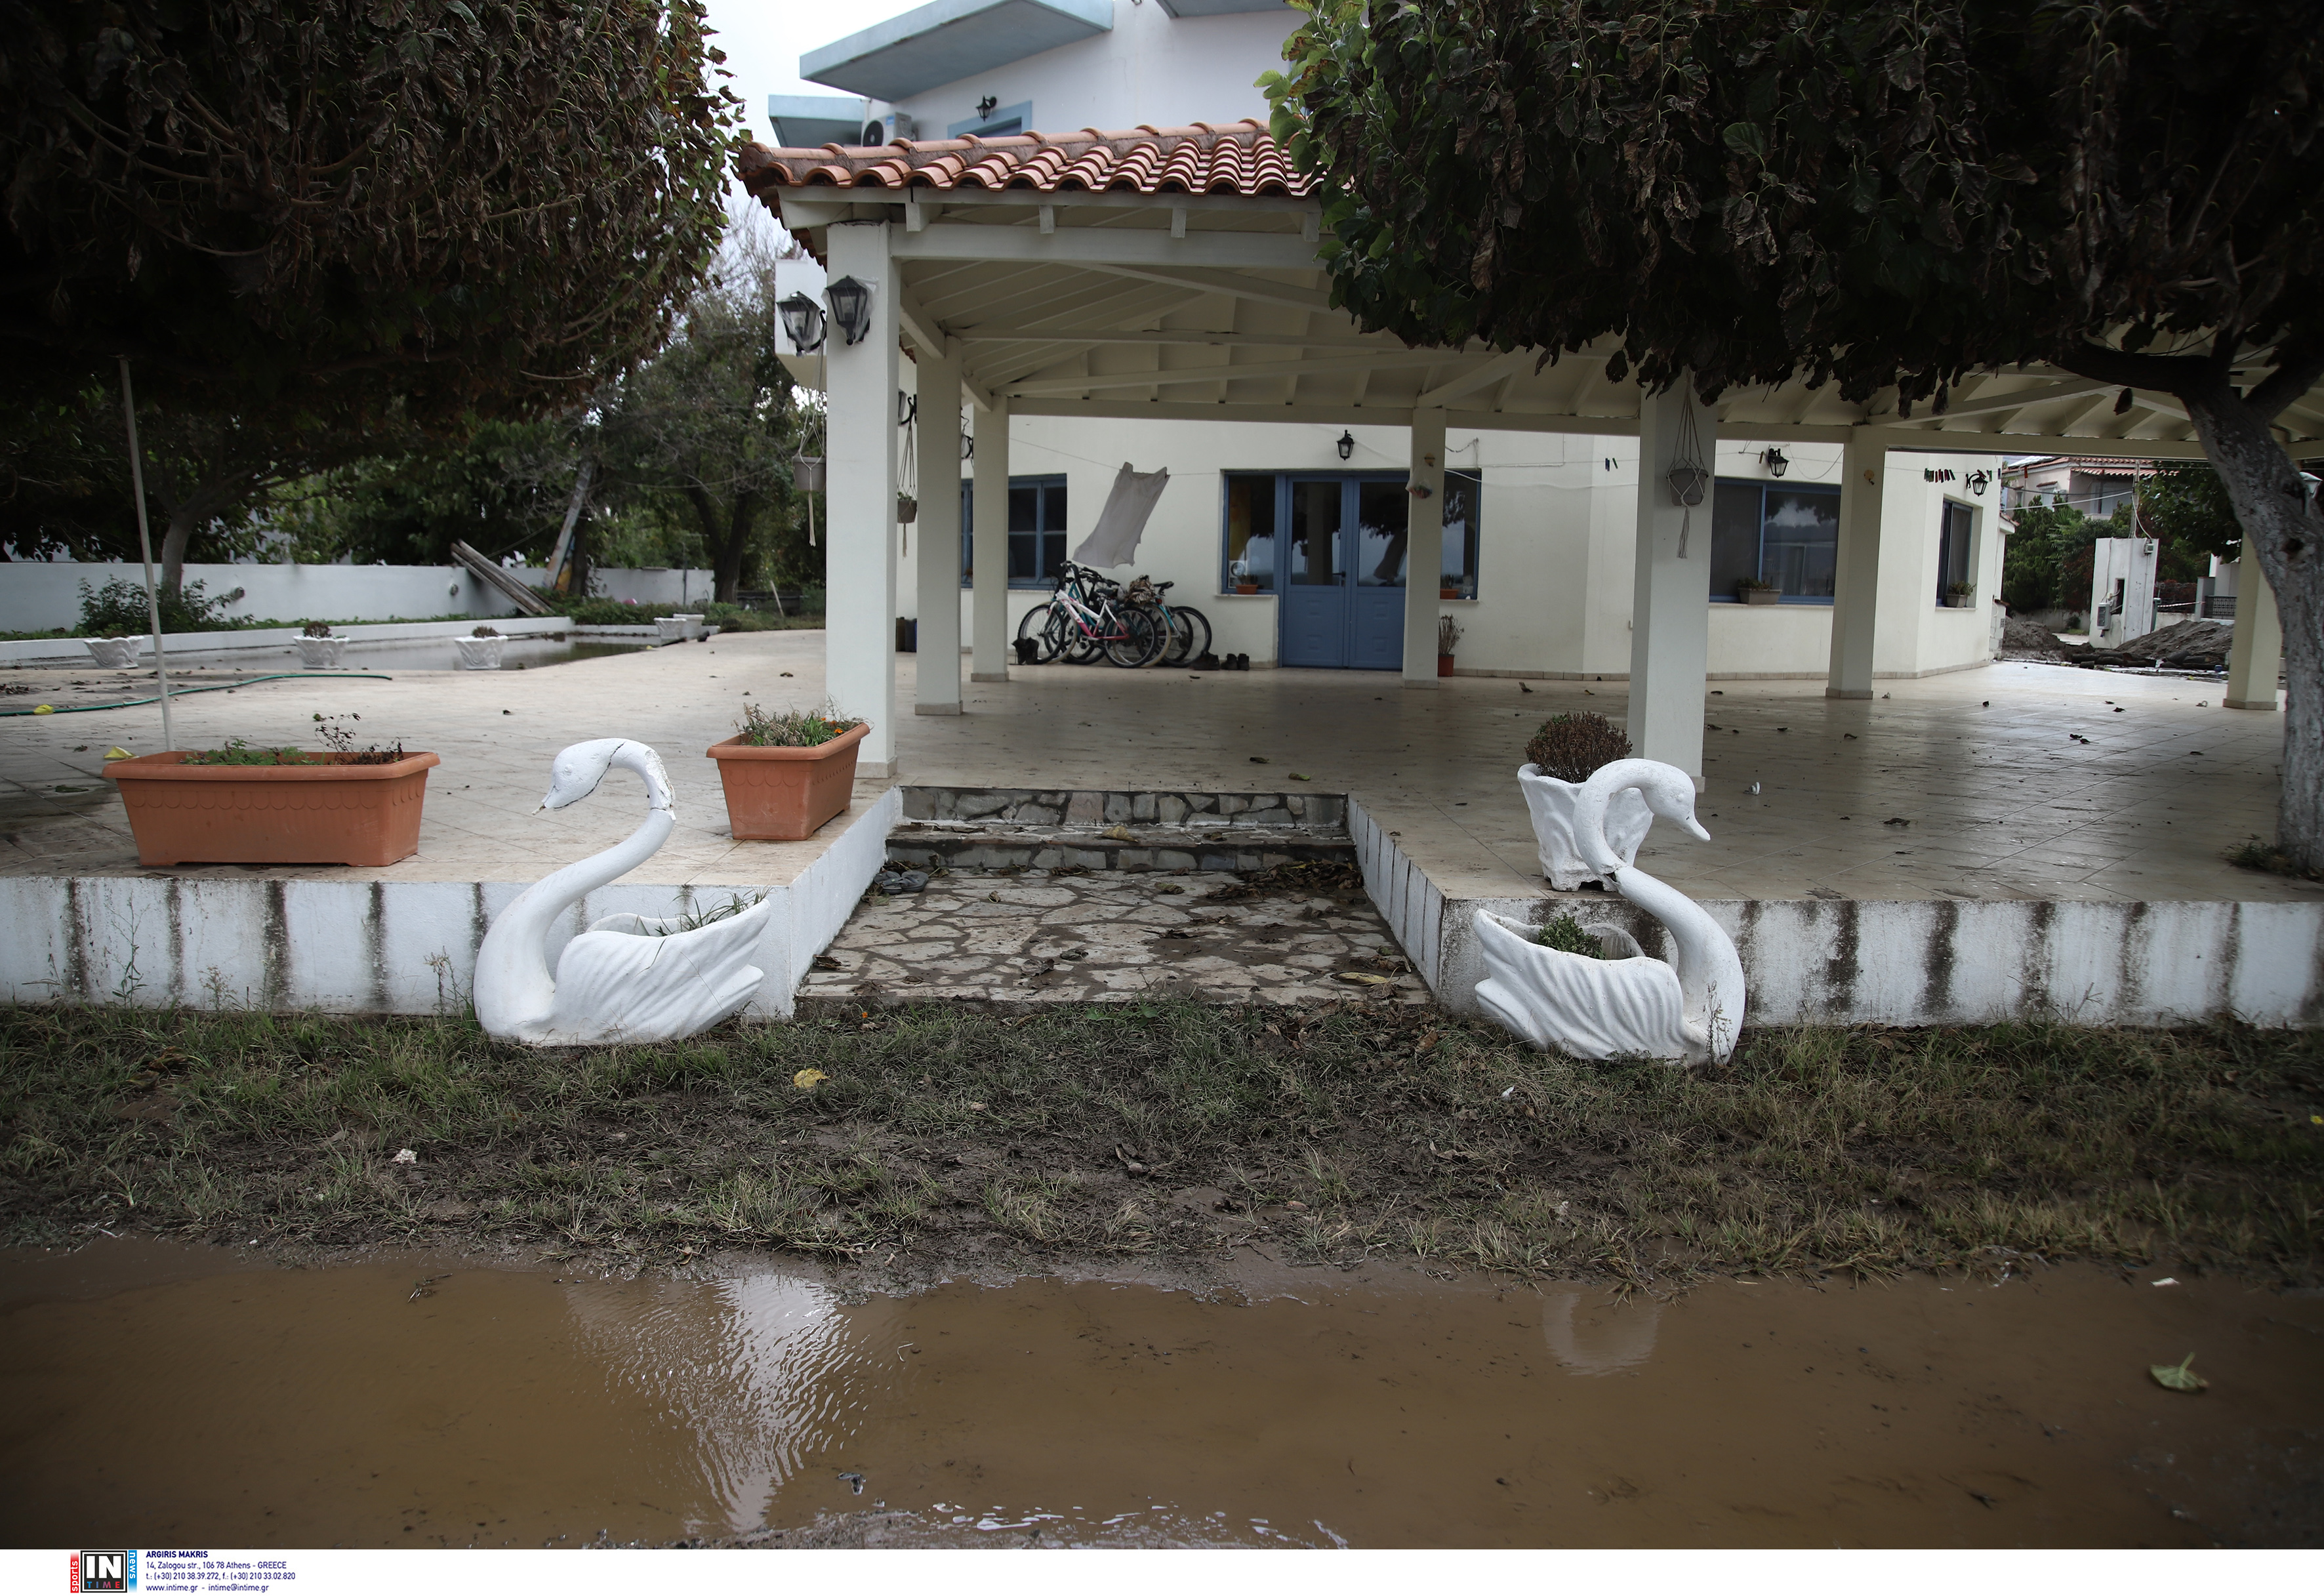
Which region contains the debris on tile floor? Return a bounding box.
[802,865,1429,1009]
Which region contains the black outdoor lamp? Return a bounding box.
[825,276,874,346]
[1336,430,1355,460]
[1968,468,1992,496]
[777,292,827,354]
[1761,447,1789,478]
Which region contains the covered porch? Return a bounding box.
[739,120,2309,784]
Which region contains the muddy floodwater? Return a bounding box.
[2,1244,2317,1548]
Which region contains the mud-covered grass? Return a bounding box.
[2,1003,2319,1285]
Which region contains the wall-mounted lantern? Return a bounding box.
[825,276,874,346]
[1967,468,1991,496]
[1760,447,1789,478]
[777,293,827,354]
[1337,430,1355,460]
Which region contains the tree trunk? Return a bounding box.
[158,501,201,598]
[2180,385,2323,870]
[716,490,757,604]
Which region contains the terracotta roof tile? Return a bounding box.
[737,119,1313,206]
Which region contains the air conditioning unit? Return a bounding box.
[861,112,917,145]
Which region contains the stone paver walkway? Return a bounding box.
[800,867,1429,1009]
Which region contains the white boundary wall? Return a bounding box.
[1,562,718,635]
[1351,798,2324,1028]
[0,789,899,1023]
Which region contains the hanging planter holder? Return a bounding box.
[1665,391,1709,558]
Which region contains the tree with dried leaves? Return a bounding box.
[1,0,740,589]
[1269,0,2324,866]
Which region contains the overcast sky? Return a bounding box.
[704,0,908,131]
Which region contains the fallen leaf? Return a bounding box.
[792,1068,828,1090]
[2150,1354,2207,1393]
[1334,972,1390,986]
[392,1148,418,1164]
[104,747,133,760]
[32,705,54,714]
[1101,823,1135,841]
[1290,773,1311,781]
[1249,756,1269,764]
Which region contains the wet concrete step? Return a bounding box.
[887,824,1355,875]
[901,784,1346,834]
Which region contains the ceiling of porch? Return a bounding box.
[738,124,2324,461]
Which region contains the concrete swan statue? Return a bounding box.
[474,739,773,1046]
[1473,758,1745,1067]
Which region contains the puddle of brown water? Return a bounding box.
[1,1243,2317,1548]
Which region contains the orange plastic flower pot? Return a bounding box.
[706,722,869,841]
[102,750,441,867]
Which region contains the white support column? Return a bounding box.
[824,220,901,777]
[2224,559,2285,711]
[915,349,964,715]
[1626,381,1713,783]
[970,396,1011,683]
[1825,432,1887,700]
[1401,407,1447,687]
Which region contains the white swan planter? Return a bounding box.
[1475,759,1745,1068]
[1517,762,1652,890]
[474,739,774,1046]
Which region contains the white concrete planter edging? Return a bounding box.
[455,637,505,670]
[0,788,901,1020]
[1517,764,1651,890]
[295,636,348,670]
[85,638,143,668]
[1,615,572,668]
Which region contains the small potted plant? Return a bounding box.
[1437,615,1462,677]
[456,624,504,669]
[656,613,709,644]
[706,703,870,840]
[1736,576,1781,605]
[1944,581,1974,608]
[102,714,439,867]
[85,636,144,668]
[1230,558,1258,595]
[295,621,348,670]
[1517,712,1653,890]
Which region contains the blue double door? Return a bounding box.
[1278,475,1409,670]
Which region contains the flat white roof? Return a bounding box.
[801,0,1112,102]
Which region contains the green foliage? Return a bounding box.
[2001,502,2097,613]
[1267,1,2323,406]
[735,704,861,748]
[263,420,589,567]
[75,577,240,637]
[1534,914,1610,958]
[2141,463,2244,581]
[2,0,741,420]
[181,741,306,767]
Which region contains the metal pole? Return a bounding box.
[117,358,174,751]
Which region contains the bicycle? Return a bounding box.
[1123,575,1211,667]
[1018,562,1165,666]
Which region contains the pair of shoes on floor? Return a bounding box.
[1223,653,1252,671]
[1193,651,1222,671]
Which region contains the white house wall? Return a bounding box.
[905,414,2008,681]
[870,5,1301,140]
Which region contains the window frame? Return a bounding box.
[1706,476,1841,605]
[1219,468,1482,597]
[959,472,1070,590]
[1936,498,1978,605]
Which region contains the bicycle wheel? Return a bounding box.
[1164,604,1211,666]
[1047,604,1099,665]
[1016,602,1060,663]
[1102,604,1164,667]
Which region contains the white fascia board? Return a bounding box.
[801,0,1112,102]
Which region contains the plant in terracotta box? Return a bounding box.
[1517,711,1652,890]
[1944,581,1975,608]
[1736,576,1781,606]
[102,714,439,867]
[707,703,869,840]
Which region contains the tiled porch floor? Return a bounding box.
[3,631,2312,906]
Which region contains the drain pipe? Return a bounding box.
[117,357,174,752]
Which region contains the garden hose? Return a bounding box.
[0,673,395,717]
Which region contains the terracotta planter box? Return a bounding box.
[1234,583,1259,595]
[1738,586,1780,605]
[102,750,441,867]
[707,722,869,841]
[1440,587,1463,600]
[1437,654,1456,678]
